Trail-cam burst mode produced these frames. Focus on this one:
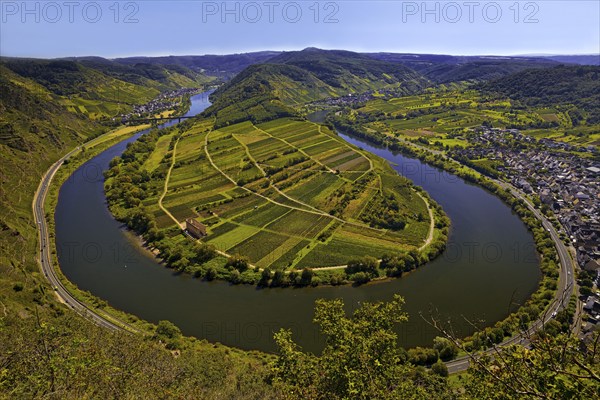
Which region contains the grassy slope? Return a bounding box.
[0,62,275,397]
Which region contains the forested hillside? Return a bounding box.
[482,65,600,123]
[366,53,559,83]
[204,48,430,127]
[114,51,282,77]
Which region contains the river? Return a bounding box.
[55,92,540,353]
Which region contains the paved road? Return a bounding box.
[33,128,579,372]
[445,185,576,372]
[393,146,579,373]
[33,147,137,333]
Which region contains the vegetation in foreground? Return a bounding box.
[272,295,599,400]
[2,293,596,399]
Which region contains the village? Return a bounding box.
[120,87,203,123]
[451,127,600,329]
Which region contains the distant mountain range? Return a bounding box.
[33,50,596,80]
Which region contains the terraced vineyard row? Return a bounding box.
[134,117,435,270]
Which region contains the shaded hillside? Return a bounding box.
[2,58,211,121]
[366,53,558,83]
[75,58,212,89]
[481,65,600,123]
[7,58,210,94]
[203,64,306,127]
[539,54,600,66]
[205,48,430,127]
[114,51,281,77]
[269,48,428,91]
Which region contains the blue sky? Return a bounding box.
[1,1,598,58]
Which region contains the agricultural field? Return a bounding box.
[139,117,437,270]
[351,90,600,150]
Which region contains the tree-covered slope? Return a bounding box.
[367,53,559,83]
[2,58,212,121]
[114,51,282,77]
[269,48,428,91]
[205,48,430,127]
[481,65,600,123]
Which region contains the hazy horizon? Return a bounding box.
[2,48,599,61]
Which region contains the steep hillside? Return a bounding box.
[202,64,303,127]
[539,54,600,65]
[0,64,104,276]
[205,48,430,127]
[75,58,213,89]
[269,48,428,91]
[481,65,600,123]
[2,58,211,120]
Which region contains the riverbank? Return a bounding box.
[330,118,565,356]
[54,97,539,353]
[104,115,450,288]
[43,123,163,334]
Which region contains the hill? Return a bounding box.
[113,51,282,77]
[366,53,559,83]
[481,65,600,123]
[0,64,106,270]
[533,54,600,65]
[2,58,212,120]
[205,48,430,127]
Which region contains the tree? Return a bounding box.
[193,242,217,264]
[155,320,181,340]
[345,256,379,278]
[204,267,217,281]
[229,269,241,284]
[300,268,313,286]
[225,254,250,272]
[431,360,448,377]
[272,295,454,399]
[271,270,286,287]
[433,336,458,361]
[351,271,370,285]
[259,268,272,287]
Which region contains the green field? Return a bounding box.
[351,89,600,149]
[131,117,436,270]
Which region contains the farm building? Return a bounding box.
[185,218,207,239]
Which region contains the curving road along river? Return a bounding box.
[33,141,138,332]
[42,92,575,373]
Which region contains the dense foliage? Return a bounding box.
[367,53,560,83]
[0,312,278,399]
[272,295,455,399]
[204,48,430,127]
[482,65,600,123]
[272,295,599,400]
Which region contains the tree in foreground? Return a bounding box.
[430,306,600,400]
[461,330,600,399]
[271,295,453,399]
